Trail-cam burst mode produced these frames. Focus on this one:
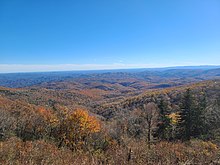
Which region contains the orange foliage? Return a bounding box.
[68,109,100,134]
[61,109,101,150]
[37,107,59,126]
[38,107,50,118]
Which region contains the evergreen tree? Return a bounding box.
[155,98,172,140]
[179,89,195,140]
[192,91,207,137]
[178,89,207,140]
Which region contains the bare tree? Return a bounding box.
[141,102,159,148]
[0,109,16,139]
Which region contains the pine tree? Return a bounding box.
[178,89,208,140]
[155,98,172,140]
[192,91,207,137]
[179,89,194,140]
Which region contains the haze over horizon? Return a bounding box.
[0,64,219,74]
[0,0,220,72]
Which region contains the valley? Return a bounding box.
[0,67,220,164]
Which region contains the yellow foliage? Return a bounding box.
[68,109,100,133]
[62,109,101,149]
[168,112,181,125]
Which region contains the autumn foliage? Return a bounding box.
[57,109,101,150]
[0,79,220,164]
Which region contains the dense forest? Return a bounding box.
[0,68,220,164]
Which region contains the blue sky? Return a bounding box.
[0,0,220,72]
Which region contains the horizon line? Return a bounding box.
[0,64,220,74]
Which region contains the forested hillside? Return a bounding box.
[1,67,220,88]
[0,69,220,164]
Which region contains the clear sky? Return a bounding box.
[0,0,220,72]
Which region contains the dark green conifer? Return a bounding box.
[155,98,172,140]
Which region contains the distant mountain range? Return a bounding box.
[0,65,219,88]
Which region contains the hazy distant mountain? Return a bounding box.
[0,65,219,88]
